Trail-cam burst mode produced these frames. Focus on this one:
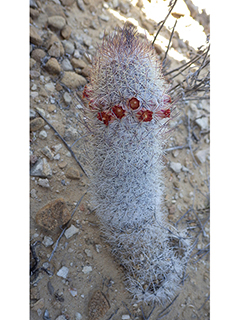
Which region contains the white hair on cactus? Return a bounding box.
[81,24,191,304]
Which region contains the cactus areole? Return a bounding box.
[82,25,190,304]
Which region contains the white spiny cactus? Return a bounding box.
[82,24,191,304]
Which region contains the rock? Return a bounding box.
[30,8,40,19]
[42,236,54,247]
[57,266,69,279]
[38,178,50,188]
[39,130,47,139]
[98,14,109,22]
[62,40,75,55]
[61,25,72,39]
[45,3,66,18]
[43,309,51,320]
[35,198,71,231]
[122,316,130,320]
[31,298,45,311]
[58,161,68,169]
[69,288,78,297]
[30,154,38,166]
[168,205,176,214]
[63,92,72,104]
[45,58,61,74]
[170,162,182,174]
[45,34,64,55]
[45,82,55,92]
[48,42,62,58]
[60,0,75,5]
[95,244,102,253]
[195,117,209,131]
[82,266,92,274]
[64,224,79,239]
[64,127,78,141]
[77,0,85,11]
[41,146,54,160]
[30,26,43,46]
[85,249,92,257]
[35,107,45,117]
[61,72,87,88]
[172,38,178,49]
[30,58,36,69]
[88,290,110,320]
[119,1,130,14]
[62,58,73,71]
[48,16,66,30]
[75,312,82,320]
[30,117,45,131]
[195,148,210,164]
[30,70,40,79]
[65,167,80,179]
[55,315,67,320]
[141,19,155,35]
[52,144,63,153]
[71,58,87,69]
[80,66,91,78]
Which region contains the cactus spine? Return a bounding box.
[82,25,190,304]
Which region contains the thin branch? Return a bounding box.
[156,294,179,319]
[162,19,178,69]
[48,193,86,262]
[152,0,178,45]
[35,109,88,177]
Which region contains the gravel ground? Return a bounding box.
[29,0,210,319]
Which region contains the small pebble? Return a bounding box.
[64,224,79,239]
[170,162,182,174]
[82,266,92,274]
[63,92,72,104]
[39,130,47,139]
[75,312,82,320]
[57,266,69,279]
[38,178,50,188]
[41,146,54,160]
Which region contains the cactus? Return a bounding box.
[82,24,191,304]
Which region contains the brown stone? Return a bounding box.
[71,58,87,69]
[45,58,61,75]
[61,71,87,88]
[80,66,91,78]
[88,290,110,320]
[47,104,57,113]
[45,3,66,18]
[48,15,66,30]
[58,161,68,169]
[61,25,72,39]
[31,48,46,62]
[60,0,75,5]
[31,298,44,311]
[30,26,43,46]
[35,198,71,231]
[45,34,65,56]
[30,8,40,20]
[30,117,45,132]
[66,167,80,179]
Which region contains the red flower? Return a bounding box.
[128,97,140,110]
[155,108,171,119]
[136,109,153,122]
[82,85,92,100]
[112,105,126,119]
[163,95,172,104]
[97,111,113,126]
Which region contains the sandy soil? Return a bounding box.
[30,0,210,319]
